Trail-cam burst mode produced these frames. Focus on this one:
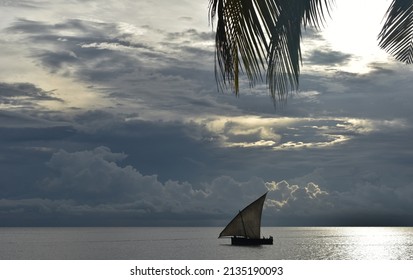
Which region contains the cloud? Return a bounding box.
[42,147,136,203]
[307,49,352,66]
[0,109,66,128]
[4,16,225,119]
[39,146,251,212]
[265,180,330,214]
[263,175,413,226]
[7,18,156,76]
[196,115,408,151]
[0,0,39,8]
[0,82,63,108]
[1,144,413,226]
[0,146,333,225]
[31,147,269,225]
[6,17,213,77]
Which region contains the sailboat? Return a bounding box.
[219,192,273,245]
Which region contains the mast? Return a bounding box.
[239,210,247,237]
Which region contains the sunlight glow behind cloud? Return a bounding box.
[320,0,391,73]
[197,116,407,150]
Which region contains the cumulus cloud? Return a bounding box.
[265,180,330,214]
[23,147,333,224]
[38,147,272,213]
[1,145,413,226]
[42,146,157,203]
[38,147,207,213]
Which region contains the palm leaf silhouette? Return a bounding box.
[378,0,413,64]
[209,0,332,102]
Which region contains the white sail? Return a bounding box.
[219,192,267,239]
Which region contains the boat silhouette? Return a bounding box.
[219,192,273,245]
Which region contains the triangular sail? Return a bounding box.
[219,192,267,239]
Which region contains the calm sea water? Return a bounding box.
[1,227,412,260]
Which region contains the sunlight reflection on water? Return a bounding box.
[335,227,411,259]
[270,227,413,260]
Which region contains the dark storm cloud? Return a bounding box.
[293,62,413,121]
[8,17,201,62]
[0,109,74,200]
[68,111,218,183]
[0,82,63,107]
[7,19,224,125]
[1,104,413,226]
[0,108,75,198]
[9,20,146,82]
[7,18,157,74]
[0,145,324,226]
[165,28,214,42]
[6,17,218,111]
[8,18,113,37]
[307,49,352,65]
[0,145,264,226]
[0,108,217,193]
[36,50,79,73]
[2,142,412,226]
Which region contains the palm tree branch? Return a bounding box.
[378,0,413,64]
[267,0,332,101]
[209,0,269,94]
[209,0,332,101]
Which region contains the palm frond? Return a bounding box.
[267,0,332,102]
[209,0,332,102]
[378,0,413,64]
[209,0,269,95]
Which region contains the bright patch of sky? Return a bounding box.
[320,0,392,72]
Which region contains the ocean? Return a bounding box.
[1,227,412,260]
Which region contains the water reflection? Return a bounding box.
[1,227,412,259]
[270,227,413,260]
[337,227,411,259]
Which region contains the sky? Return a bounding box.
[1,0,413,227]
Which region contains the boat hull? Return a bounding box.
[231,236,273,246]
